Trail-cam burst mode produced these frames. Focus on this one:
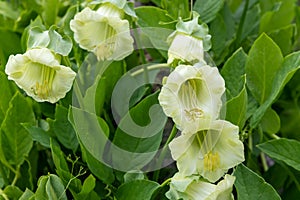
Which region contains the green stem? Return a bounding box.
[260,153,268,172]
[270,134,280,140]
[11,166,20,186]
[0,189,9,200]
[160,178,171,187]
[153,125,178,182]
[248,129,253,152]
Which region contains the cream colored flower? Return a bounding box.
[158,64,225,132]
[166,173,235,200]
[70,3,134,61]
[169,120,244,183]
[167,12,211,65]
[5,48,76,103]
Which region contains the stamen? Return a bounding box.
[204,151,220,172]
[32,65,56,99]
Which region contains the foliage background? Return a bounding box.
[1,0,300,199]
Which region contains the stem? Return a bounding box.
[260,153,268,172]
[160,178,171,187]
[0,189,9,200]
[11,166,20,186]
[235,0,249,46]
[270,134,280,140]
[248,129,253,151]
[153,125,178,181]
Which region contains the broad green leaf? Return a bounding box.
[16,159,33,191]
[161,0,190,19]
[40,0,59,27]
[19,188,34,200]
[69,107,115,184]
[260,0,296,33]
[0,92,35,167]
[250,51,300,127]
[116,180,160,200]
[135,6,175,58]
[47,28,72,56]
[234,164,281,200]
[193,0,225,23]
[50,139,69,173]
[260,108,280,134]
[27,26,50,49]
[22,123,51,148]
[0,2,19,20]
[246,33,283,104]
[1,186,23,200]
[221,48,247,98]
[210,4,236,65]
[46,174,67,200]
[35,174,67,200]
[52,105,78,151]
[58,5,77,36]
[238,4,260,44]
[0,30,22,62]
[111,92,167,171]
[257,138,300,171]
[225,83,247,129]
[75,175,97,199]
[0,71,16,123]
[135,6,175,29]
[269,24,295,56]
[27,27,72,56]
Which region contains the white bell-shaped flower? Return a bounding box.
[166,173,235,200]
[5,48,76,103]
[158,64,225,132]
[169,120,245,183]
[70,3,134,61]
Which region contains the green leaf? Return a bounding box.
[135,6,175,58]
[238,4,260,44]
[221,48,247,98]
[69,107,115,184]
[260,108,280,134]
[75,175,96,198]
[50,139,69,173]
[193,0,225,23]
[116,180,160,200]
[260,0,296,33]
[161,0,190,19]
[22,123,51,148]
[47,27,73,56]
[234,164,281,200]
[0,92,35,167]
[0,71,16,123]
[52,105,78,151]
[35,174,67,200]
[269,24,295,56]
[111,92,167,171]
[250,51,300,127]
[246,33,283,104]
[135,6,175,29]
[40,0,59,27]
[257,138,300,171]
[0,30,22,62]
[19,188,34,200]
[225,83,247,129]
[210,4,236,65]
[2,185,23,200]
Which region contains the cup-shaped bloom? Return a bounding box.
[70,3,134,61]
[158,64,225,133]
[5,48,76,103]
[169,120,244,183]
[166,173,235,200]
[167,12,211,65]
